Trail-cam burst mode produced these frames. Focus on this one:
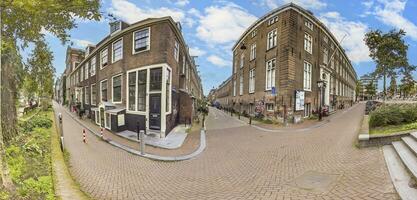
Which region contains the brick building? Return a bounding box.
[64,17,203,137]
[224,3,357,121]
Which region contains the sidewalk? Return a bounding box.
[54,102,206,160]
[219,103,360,133]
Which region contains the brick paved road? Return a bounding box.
[55,103,398,200]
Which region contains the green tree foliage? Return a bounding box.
[364,29,409,100]
[355,80,363,101]
[1,0,101,191]
[365,81,377,99]
[399,65,416,98]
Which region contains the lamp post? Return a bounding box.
[317,81,324,121]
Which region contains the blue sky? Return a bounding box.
[42,0,417,94]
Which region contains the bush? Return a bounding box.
[18,115,52,133]
[369,104,417,128]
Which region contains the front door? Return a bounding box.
[149,93,161,130]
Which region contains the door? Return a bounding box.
[100,107,105,127]
[149,93,161,130]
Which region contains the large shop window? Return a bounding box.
[112,74,122,103]
[133,28,150,53]
[101,80,108,102]
[150,68,162,91]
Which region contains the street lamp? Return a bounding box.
[317,80,324,121]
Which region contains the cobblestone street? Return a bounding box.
[54,102,398,200]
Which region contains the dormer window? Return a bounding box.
[110,21,122,35]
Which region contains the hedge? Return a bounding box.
[369,103,417,128]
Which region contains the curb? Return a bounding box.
[58,104,206,162]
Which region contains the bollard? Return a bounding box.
[238,112,240,119]
[202,115,205,128]
[82,129,86,143]
[139,130,145,155]
[249,116,252,125]
[60,136,64,151]
[100,128,104,139]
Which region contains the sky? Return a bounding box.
[42,0,417,94]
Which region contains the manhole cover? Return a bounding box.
[289,171,339,193]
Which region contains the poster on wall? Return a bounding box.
[295,90,305,111]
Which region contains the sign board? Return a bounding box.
[271,87,277,96]
[117,114,125,126]
[295,90,305,111]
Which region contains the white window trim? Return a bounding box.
[100,79,108,103]
[95,110,100,125]
[303,61,312,91]
[111,73,123,104]
[305,20,313,30]
[91,83,96,106]
[100,48,108,69]
[104,112,111,129]
[250,43,256,61]
[249,68,255,94]
[174,40,179,62]
[90,56,96,76]
[132,27,151,55]
[267,29,277,50]
[239,74,243,96]
[85,86,89,105]
[112,38,123,63]
[304,33,313,54]
[266,103,274,112]
[240,53,244,68]
[265,59,276,91]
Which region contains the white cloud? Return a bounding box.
[196,3,257,44]
[72,39,93,48]
[319,12,372,63]
[189,47,206,56]
[175,0,189,7]
[207,55,230,67]
[109,0,185,24]
[373,0,417,41]
[261,0,326,10]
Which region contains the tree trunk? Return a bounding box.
[0,41,18,190]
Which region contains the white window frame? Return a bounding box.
[111,74,123,104]
[85,86,89,105]
[112,38,123,63]
[265,59,276,91]
[249,68,255,93]
[305,20,313,30]
[266,103,274,112]
[84,64,88,80]
[251,30,257,38]
[90,57,96,76]
[91,83,96,106]
[304,33,312,54]
[174,40,179,62]
[100,79,108,102]
[303,61,312,91]
[100,48,108,69]
[132,27,151,54]
[104,112,111,129]
[267,16,278,26]
[240,53,244,68]
[267,29,277,50]
[80,65,84,81]
[239,74,243,96]
[250,43,256,61]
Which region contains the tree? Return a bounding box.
[399,65,416,98]
[355,80,363,101]
[388,74,397,97]
[365,81,377,100]
[1,0,100,190]
[364,29,409,101]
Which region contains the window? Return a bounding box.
[182,55,186,74]
[133,28,150,53]
[323,35,328,43]
[90,57,96,76]
[267,29,277,50]
[100,48,108,68]
[85,86,89,105]
[84,64,88,80]
[166,68,171,112]
[303,61,312,91]
[239,74,243,95]
[100,79,108,102]
[265,59,276,90]
[250,44,256,60]
[174,41,179,62]
[233,79,236,96]
[91,84,96,105]
[251,30,257,38]
[305,20,313,30]
[80,65,84,81]
[110,21,121,35]
[304,33,312,54]
[128,72,136,111]
[112,74,122,103]
[323,48,328,65]
[150,68,162,91]
[240,53,244,68]
[249,68,255,93]
[137,70,147,111]
[266,103,274,111]
[112,39,123,62]
[268,16,278,25]
[234,59,237,73]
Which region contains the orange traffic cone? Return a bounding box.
[83,129,87,143]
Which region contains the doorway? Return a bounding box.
[149,93,161,130]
